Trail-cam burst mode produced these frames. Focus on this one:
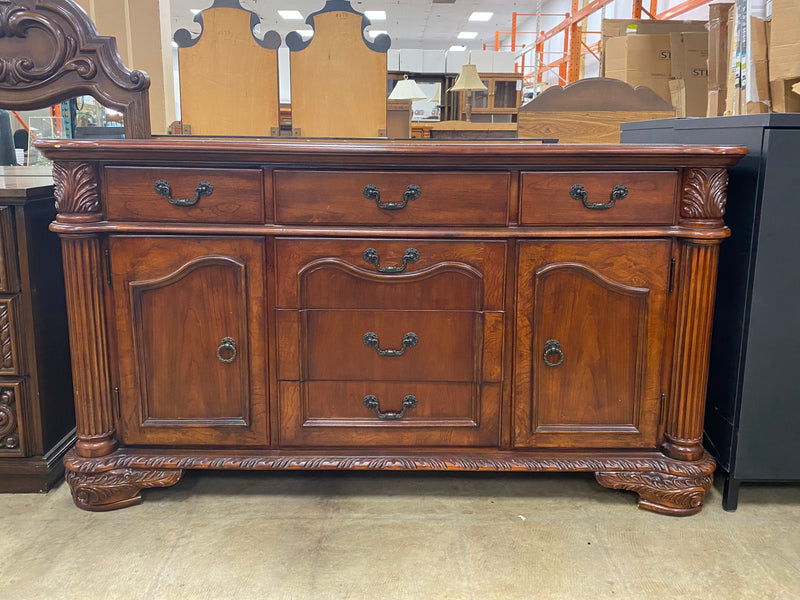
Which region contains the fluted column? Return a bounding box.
[663,167,729,461]
[54,162,117,458]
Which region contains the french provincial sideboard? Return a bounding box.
[37,138,745,514]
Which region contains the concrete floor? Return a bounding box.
[1,471,797,599]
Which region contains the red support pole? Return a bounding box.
[495,29,500,51]
[511,12,517,52]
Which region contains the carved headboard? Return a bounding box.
[0,0,151,138]
[518,78,674,144]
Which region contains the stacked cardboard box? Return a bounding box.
[601,19,709,117]
[707,4,733,116]
[769,0,800,112]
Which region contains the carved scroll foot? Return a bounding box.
[595,469,714,516]
[65,467,184,511]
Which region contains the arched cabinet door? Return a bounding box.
[514,240,672,449]
[109,236,268,446]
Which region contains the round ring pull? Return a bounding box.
[569,184,628,210]
[543,339,564,367]
[154,179,213,207]
[217,337,237,363]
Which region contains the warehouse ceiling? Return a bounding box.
[169,0,527,50]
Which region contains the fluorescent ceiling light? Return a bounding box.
[458,31,478,39]
[296,29,314,37]
[278,10,304,20]
[448,45,467,52]
[190,9,201,15]
[468,12,494,22]
[368,29,388,38]
[365,10,386,20]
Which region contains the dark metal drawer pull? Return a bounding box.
[154,179,213,207]
[363,331,418,357]
[216,337,237,363]
[363,394,418,420]
[363,183,421,210]
[362,247,419,273]
[569,183,628,210]
[543,339,564,367]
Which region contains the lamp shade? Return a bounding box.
[449,64,487,92]
[429,85,441,104]
[388,75,428,101]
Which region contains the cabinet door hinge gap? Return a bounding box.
[668,258,676,294]
[104,249,112,287]
[659,393,666,424]
[113,386,120,418]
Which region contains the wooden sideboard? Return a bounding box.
[37,139,745,514]
[0,168,75,492]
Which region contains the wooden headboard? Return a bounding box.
[518,78,674,143]
[174,0,281,136]
[287,0,391,138]
[0,0,151,138]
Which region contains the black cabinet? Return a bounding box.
[622,115,800,510]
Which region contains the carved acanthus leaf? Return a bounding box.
[595,471,714,513]
[681,168,729,219]
[53,161,100,215]
[65,468,184,510]
[0,387,18,448]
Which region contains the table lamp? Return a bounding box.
[449,63,487,122]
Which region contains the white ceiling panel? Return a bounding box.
[169,0,525,50]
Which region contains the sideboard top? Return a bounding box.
[36,138,748,168]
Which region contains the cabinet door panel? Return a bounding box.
[514,240,670,449]
[111,236,267,446]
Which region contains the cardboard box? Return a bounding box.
[769,0,800,81]
[669,32,709,117]
[770,78,800,112]
[600,19,708,75]
[707,3,734,116]
[748,16,770,113]
[604,34,673,103]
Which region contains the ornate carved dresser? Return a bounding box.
[38,138,745,514]
[0,169,74,491]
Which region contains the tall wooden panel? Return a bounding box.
[287,0,390,138]
[174,1,280,136]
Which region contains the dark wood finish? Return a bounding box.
[109,235,268,446]
[38,137,745,514]
[104,167,264,223]
[274,170,510,226]
[0,174,75,492]
[0,0,151,138]
[520,171,677,225]
[514,240,670,449]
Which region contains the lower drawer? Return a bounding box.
[279,381,500,447]
[0,378,26,456]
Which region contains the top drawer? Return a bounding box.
[520,171,677,225]
[104,167,264,223]
[274,170,510,226]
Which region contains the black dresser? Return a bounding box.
[622,115,800,510]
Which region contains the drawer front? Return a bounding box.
[520,171,677,225]
[279,380,500,447]
[0,378,27,456]
[302,310,480,382]
[276,238,506,311]
[0,207,19,293]
[274,170,510,225]
[0,296,21,375]
[104,166,264,223]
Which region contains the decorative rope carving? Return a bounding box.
[0,302,12,370]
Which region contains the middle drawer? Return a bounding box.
[274,169,510,225]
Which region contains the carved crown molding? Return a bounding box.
[681,168,729,220]
[0,0,148,90]
[173,0,281,50]
[53,161,100,215]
